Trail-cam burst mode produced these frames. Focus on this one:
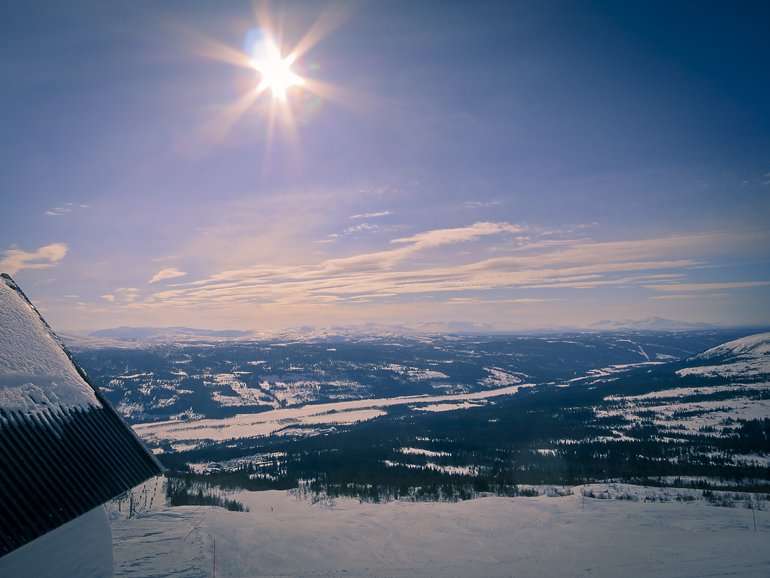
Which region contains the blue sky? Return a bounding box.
[1,1,769,332]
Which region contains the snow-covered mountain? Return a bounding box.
[695,332,770,360]
[676,332,770,379]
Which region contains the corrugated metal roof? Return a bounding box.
[0,274,163,557]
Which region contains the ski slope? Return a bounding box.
[112,485,770,578]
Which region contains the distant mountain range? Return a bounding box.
[589,317,716,331]
[88,326,253,341]
[68,322,500,345]
[65,318,762,347]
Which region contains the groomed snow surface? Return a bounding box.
[112,485,770,578]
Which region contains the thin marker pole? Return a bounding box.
[753,505,757,532]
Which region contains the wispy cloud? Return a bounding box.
[0,243,68,275]
[644,281,770,292]
[320,222,525,272]
[521,272,687,290]
[149,267,187,284]
[44,202,89,216]
[349,210,392,220]
[343,223,380,235]
[133,226,762,313]
[102,287,139,303]
[391,222,523,249]
[447,297,560,304]
[463,200,501,209]
[649,293,728,300]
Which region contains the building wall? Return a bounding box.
[0,506,113,578]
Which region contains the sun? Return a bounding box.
[193,4,350,145]
[252,41,304,101]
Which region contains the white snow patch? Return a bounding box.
[383,363,450,380]
[399,447,451,457]
[118,372,154,380]
[605,383,770,402]
[414,401,486,412]
[116,401,145,418]
[210,374,274,408]
[599,398,770,434]
[480,366,525,387]
[677,359,770,378]
[566,361,664,384]
[383,460,480,476]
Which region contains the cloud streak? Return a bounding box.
[102,287,139,303]
[463,200,501,209]
[350,210,392,220]
[0,243,68,275]
[131,226,764,314]
[644,281,770,292]
[44,202,89,216]
[343,223,380,235]
[149,268,187,284]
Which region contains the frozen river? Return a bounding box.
[133,383,531,448]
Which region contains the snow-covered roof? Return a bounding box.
[0,274,162,558]
[0,276,99,412]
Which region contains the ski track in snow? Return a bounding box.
[112,509,211,578]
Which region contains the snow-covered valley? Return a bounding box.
[72,329,770,577]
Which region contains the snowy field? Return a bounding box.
[112,485,770,578]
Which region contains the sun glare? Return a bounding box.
[195,4,350,147]
[252,42,304,101]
